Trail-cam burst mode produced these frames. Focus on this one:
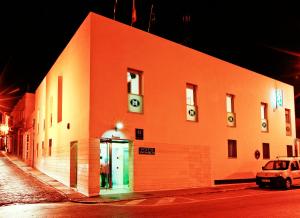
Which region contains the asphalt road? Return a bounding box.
[1,187,300,217]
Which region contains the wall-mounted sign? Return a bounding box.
[139,147,155,155]
[135,128,144,140]
[186,105,197,121]
[128,94,143,113]
[271,89,283,109]
[227,112,236,127]
[261,119,268,132]
[276,89,283,107]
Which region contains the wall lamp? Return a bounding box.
[115,122,124,131]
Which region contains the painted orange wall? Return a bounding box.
[11,93,35,126]
[34,15,91,196]
[10,93,35,159]
[31,12,296,195]
[89,13,295,191]
[23,109,35,167]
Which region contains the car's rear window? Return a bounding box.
[264,160,290,170]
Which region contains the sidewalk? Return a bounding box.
[1,151,257,204]
[1,151,85,201]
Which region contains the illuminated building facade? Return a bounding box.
[10,93,35,165]
[32,13,296,196]
[0,111,11,151]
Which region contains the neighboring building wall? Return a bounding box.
[10,102,24,156]
[23,94,35,165]
[10,93,35,158]
[0,112,11,151]
[296,118,300,138]
[23,110,35,166]
[89,13,295,191]
[34,15,91,196]
[0,112,4,150]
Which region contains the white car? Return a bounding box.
[256,157,300,189]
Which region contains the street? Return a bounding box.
[2,151,300,217]
[1,187,300,217]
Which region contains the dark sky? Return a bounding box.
[1,1,300,114]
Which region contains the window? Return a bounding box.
[226,94,234,113]
[36,143,39,157]
[37,110,40,134]
[186,84,195,106]
[26,135,29,160]
[58,76,63,122]
[261,103,267,119]
[291,161,299,171]
[287,145,293,157]
[127,71,141,95]
[186,84,197,121]
[261,103,268,132]
[285,109,291,136]
[228,139,237,158]
[49,139,52,156]
[50,96,53,127]
[42,141,45,156]
[127,70,143,113]
[226,94,236,127]
[50,114,53,127]
[262,143,270,159]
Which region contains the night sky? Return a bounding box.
[1,1,300,114]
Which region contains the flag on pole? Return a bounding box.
[113,0,118,20]
[182,14,192,46]
[147,3,155,32]
[131,0,137,25]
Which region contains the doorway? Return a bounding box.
[100,139,130,194]
[70,141,78,188]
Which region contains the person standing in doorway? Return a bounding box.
[100,157,109,188]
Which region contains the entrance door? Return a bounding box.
[100,140,129,190]
[70,141,78,188]
[112,143,129,188]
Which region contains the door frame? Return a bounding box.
[100,138,131,190]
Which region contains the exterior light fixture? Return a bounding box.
[115,122,124,130]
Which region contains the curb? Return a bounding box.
[70,183,257,204]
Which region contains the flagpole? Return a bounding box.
[131,0,136,26]
[113,0,118,20]
[147,4,153,32]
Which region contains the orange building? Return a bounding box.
[32,12,296,196]
[0,111,11,151]
[10,93,35,164]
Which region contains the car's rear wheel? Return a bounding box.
[285,178,292,190]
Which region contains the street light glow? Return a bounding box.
[0,124,9,134]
